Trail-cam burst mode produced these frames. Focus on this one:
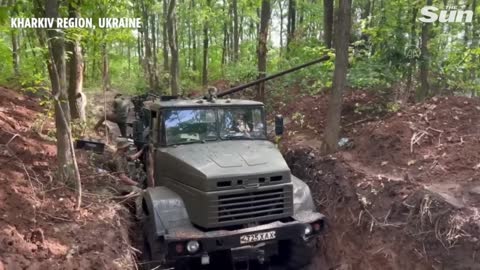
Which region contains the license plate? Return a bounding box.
[239,231,276,244]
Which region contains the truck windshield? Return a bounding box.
[164,109,218,145]
[219,107,266,140]
[164,107,266,145]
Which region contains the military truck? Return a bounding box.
[132,57,330,270]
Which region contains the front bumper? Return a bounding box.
[157,211,325,264]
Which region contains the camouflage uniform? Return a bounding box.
[111,153,128,177]
[110,153,142,193]
[94,95,130,137]
[112,97,130,136]
[110,150,144,220]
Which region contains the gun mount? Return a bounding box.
[130,56,330,146]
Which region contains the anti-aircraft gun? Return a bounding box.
[131,56,331,146]
[131,56,330,270]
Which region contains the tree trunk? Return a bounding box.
[26,29,37,60]
[10,3,20,77]
[46,0,71,167]
[323,0,352,154]
[91,42,97,80]
[286,0,296,52]
[162,0,170,71]
[233,0,239,61]
[323,0,334,48]
[239,10,244,44]
[257,0,271,102]
[66,40,85,121]
[362,0,371,20]
[39,0,79,200]
[202,0,210,86]
[11,30,20,77]
[66,1,85,122]
[137,33,143,66]
[256,8,260,38]
[192,33,197,72]
[405,6,418,99]
[142,0,154,90]
[418,0,433,100]
[151,14,159,91]
[368,0,375,28]
[192,0,197,73]
[278,0,284,51]
[128,42,131,76]
[472,0,478,94]
[167,0,180,94]
[250,16,257,41]
[101,42,110,92]
[221,0,228,67]
[187,0,192,69]
[222,25,228,67]
[298,5,303,28]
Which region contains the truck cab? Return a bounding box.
[137,97,325,270]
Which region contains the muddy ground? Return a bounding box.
[0,86,137,269]
[279,92,480,270]
[1,86,479,270]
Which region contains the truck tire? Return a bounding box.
[284,239,315,270]
[142,216,165,270]
[142,240,158,270]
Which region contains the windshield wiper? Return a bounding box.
[170,140,202,146]
[170,137,218,146]
[222,134,254,140]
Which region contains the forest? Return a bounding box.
[1,0,478,95]
[0,0,480,269]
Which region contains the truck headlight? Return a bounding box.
[304,224,312,236]
[186,240,200,254]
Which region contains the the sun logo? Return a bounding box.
[419,6,473,23]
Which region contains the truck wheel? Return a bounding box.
[142,237,168,270]
[284,239,315,270]
[142,217,164,269]
[135,195,145,221]
[142,240,153,269]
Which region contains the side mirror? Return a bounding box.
[275,114,284,136]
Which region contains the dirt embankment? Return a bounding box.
[284,95,480,270]
[0,87,136,269]
[275,90,389,150]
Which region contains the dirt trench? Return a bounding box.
[284,147,480,270]
[0,86,138,270]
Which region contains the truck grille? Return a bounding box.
[216,187,292,223]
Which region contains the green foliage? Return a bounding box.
[224,59,258,83]
[0,0,478,100]
[0,37,13,81]
[353,102,385,116]
[348,59,396,89]
[270,42,335,95]
[386,102,401,113]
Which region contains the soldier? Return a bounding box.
[110,140,145,189]
[109,140,146,220]
[233,112,251,134]
[94,94,130,137]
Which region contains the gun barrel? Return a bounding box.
[216,55,330,98]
